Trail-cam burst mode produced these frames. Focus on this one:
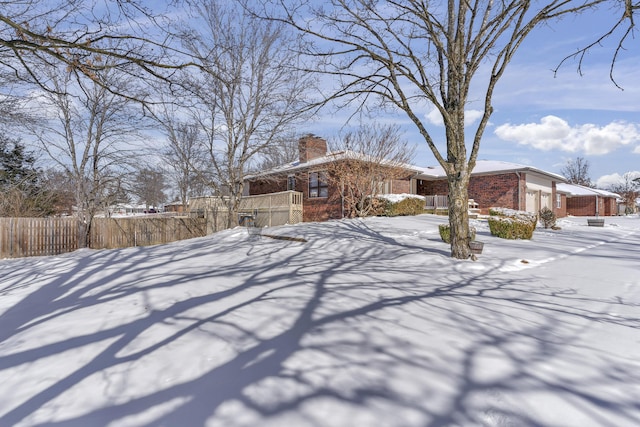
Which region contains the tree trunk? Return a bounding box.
[447,172,471,259]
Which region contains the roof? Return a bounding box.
[248,156,567,184]
[414,160,567,182]
[246,150,421,180]
[557,183,621,198]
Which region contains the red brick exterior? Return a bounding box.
[248,170,343,222]
[555,193,567,218]
[566,195,617,216]
[298,135,327,163]
[391,178,411,194]
[248,169,413,222]
[416,172,525,214]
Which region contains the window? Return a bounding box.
[287,175,296,191]
[309,171,328,198]
[556,193,562,209]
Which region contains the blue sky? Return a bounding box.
[305,7,640,189]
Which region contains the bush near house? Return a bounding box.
[488,207,537,240]
[438,224,476,244]
[538,207,557,229]
[371,195,426,217]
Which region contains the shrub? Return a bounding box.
[386,197,426,216]
[538,207,557,229]
[439,224,476,243]
[488,207,537,223]
[487,207,537,240]
[372,195,426,217]
[367,197,389,216]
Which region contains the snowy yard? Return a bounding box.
[1,214,639,426]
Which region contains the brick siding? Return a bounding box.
[555,193,567,218]
[567,195,617,216]
[416,173,524,214]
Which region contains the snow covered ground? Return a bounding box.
[1,214,639,427]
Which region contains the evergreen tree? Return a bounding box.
[0,135,55,216]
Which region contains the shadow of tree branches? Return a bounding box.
[0,219,639,426]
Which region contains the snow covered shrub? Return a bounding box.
[373,194,426,217]
[538,207,557,229]
[488,207,537,240]
[488,207,537,223]
[386,197,426,216]
[438,224,476,243]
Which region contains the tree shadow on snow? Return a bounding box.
[0,221,639,426]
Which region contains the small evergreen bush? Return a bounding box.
[538,207,557,229]
[488,207,537,240]
[438,224,476,243]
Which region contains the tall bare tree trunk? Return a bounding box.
[447,172,471,259]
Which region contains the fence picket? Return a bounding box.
[0,216,207,259]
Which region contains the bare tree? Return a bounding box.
[1,1,191,95]
[254,135,301,171]
[174,0,315,228]
[555,1,640,89]
[562,157,593,187]
[26,63,147,246]
[131,168,167,210]
[326,124,415,218]
[608,172,640,214]
[258,0,637,259]
[160,118,210,210]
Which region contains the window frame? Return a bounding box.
[308,171,328,198]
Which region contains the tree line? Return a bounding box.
[1,0,637,258]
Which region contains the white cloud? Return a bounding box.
[464,109,484,126]
[425,108,484,127]
[596,171,640,189]
[494,115,640,155]
[425,108,444,126]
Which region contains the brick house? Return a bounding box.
[247,136,578,222]
[557,183,620,217]
[413,160,568,217]
[245,135,417,222]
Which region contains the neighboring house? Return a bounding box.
[413,160,567,217]
[557,183,620,217]
[164,201,186,213]
[245,135,417,222]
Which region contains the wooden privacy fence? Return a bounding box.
[0,217,79,258]
[0,216,208,259]
[90,217,208,250]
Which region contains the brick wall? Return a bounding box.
[566,196,596,216]
[566,195,617,216]
[391,178,411,194]
[416,173,523,213]
[249,176,287,195]
[555,193,568,218]
[248,170,343,222]
[299,135,327,162]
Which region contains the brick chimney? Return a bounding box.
[298,135,327,163]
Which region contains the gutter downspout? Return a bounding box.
[515,171,522,210]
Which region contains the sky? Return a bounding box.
[304,6,640,189]
[1,213,639,426]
